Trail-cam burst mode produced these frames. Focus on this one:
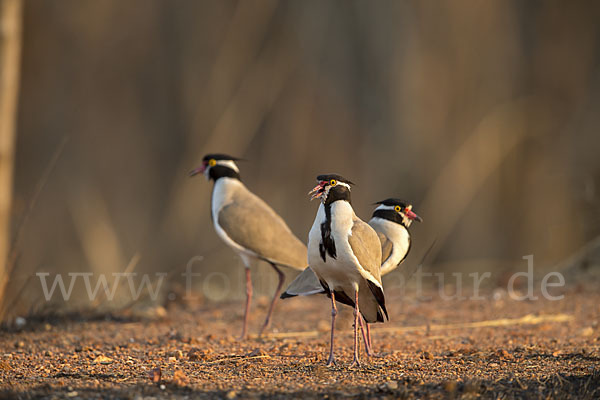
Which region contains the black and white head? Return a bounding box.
[308,174,354,205]
[372,198,422,228]
[189,153,242,181]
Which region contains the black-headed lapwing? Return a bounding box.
[190,154,307,339]
[282,198,422,355]
[370,198,422,274]
[306,174,386,366]
[359,198,422,352]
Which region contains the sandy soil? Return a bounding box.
[0,286,598,399]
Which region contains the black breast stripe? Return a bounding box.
[319,203,337,262]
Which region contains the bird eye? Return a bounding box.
[208,159,217,167]
[330,179,337,186]
[395,205,402,212]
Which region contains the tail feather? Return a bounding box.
[366,279,388,321]
[280,267,326,299]
[284,269,389,324]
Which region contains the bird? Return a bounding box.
[356,198,422,352]
[282,198,422,354]
[189,154,307,339]
[306,174,386,366]
[369,198,422,275]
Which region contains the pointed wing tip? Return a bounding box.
[374,306,389,323]
[280,291,296,299]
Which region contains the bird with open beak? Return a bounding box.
[282,195,422,356]
[306,174,386,366]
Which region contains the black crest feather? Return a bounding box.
[316,174,354,185]
[202,153,245,162]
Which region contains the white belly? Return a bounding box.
[211,178,257,266]
[308,202,362,293]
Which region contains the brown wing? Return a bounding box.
[377,232,394,265]
[348,218,383,284]
[348,217,387,322]
[218,188,307,270]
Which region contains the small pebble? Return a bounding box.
[385,381,398,390]
[15,317,26,329]
[443,381,457,393]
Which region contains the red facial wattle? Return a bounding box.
[308,181,328,200]
[405,208,423,222]
[189,162,207,177]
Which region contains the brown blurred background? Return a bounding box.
[1,0,600,318]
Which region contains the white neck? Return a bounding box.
[211,177,244,216]
[369,217,411,275]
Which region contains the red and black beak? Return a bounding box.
[405,207,423,222]
[308,181,328,200]
[189,163,207,177]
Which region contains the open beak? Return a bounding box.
[309,182,327,200]
[405,208,423,222]
[189,164,205,177]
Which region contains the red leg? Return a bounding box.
[326,291,337,366]
[239,268,252,340]
[258,263,285,337]
[366,321,372,351]
[350,290,361,367]
[359,317,373,357]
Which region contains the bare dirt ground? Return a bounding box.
[0,286,598,399]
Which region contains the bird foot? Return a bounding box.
[364,341,374,357]
[326,356,336,366]
[257,322,270,338]
[350,358,361,368]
